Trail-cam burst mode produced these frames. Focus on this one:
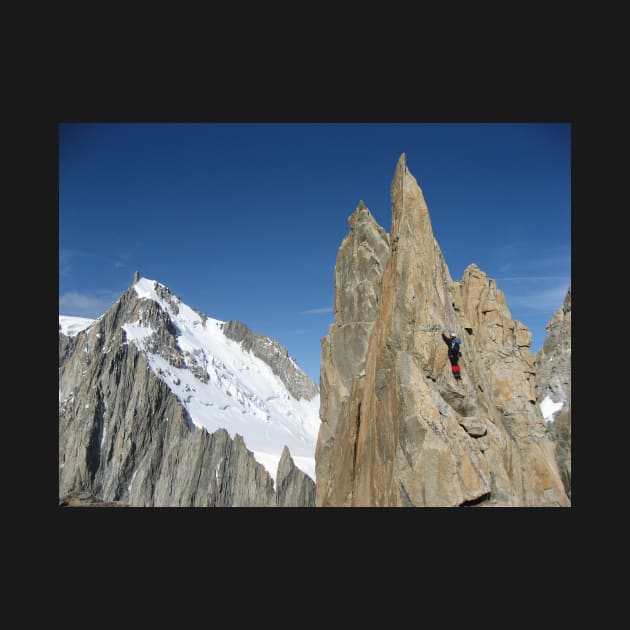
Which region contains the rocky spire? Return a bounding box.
[536,286,571,498]
[316,156,569,507]
[132,271,140,284]
[315,199,390,505]
[348,199,373,230]
[276,446,316,507]
[390,152,429,218]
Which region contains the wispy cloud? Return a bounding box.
[59,289,121,318]
[114,261,126,268]
[522,253,571,273]
[484,240,570,317]
[497,277,570,313]
[496,276,570,282]
[301,307,333,315]
[489,244,570,277]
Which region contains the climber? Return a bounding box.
[442,332,462,380]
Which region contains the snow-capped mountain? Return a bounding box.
[123,277,320,481]
[59,273,320,507]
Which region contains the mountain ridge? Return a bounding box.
[59,273,319,506]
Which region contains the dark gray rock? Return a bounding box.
[222,320,318,401]
[276,446,316,507]
[59,332,76,366]
[59,274,313,507]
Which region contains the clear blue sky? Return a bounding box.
[59,123,571,383]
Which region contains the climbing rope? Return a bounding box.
[417,325,443,333]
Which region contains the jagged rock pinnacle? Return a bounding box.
[317,155,570,507]
[348,200,376,229]
[535,286,571,498]
[276,445,317,507]
[132,271,140,284]
[390,153,428,228]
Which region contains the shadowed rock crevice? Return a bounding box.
[459,492,491,507]
[351,402,361,478]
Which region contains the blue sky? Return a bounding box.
[59,123,571,383]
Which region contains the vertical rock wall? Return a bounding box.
[316,155,569,507]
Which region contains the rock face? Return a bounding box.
[316,154,570,507]
[59,332,75,366]
[59,276,316,507]
[276,446,316,507]
[315,200,390,505]
[59,491,129,507]
[222,320,318,401]
[536,287,571,498]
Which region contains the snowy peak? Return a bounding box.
[85,275,321,483]
[132,276,202,322]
